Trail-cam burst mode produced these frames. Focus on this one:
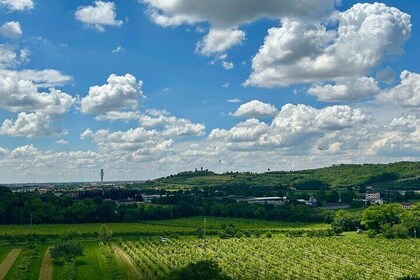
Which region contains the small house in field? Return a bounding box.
[400,202,414,210]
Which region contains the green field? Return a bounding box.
[0,217,329,238]
[0,218,419,279]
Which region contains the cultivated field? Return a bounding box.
[120,234,420,280]
[0,218,418,279]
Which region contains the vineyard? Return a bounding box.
[0,218,419,279]
[120,234,420,280]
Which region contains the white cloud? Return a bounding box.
[75,1,123,32]
[144,0,336,27]
[377,70,420,107]
[221,61,234,70]
[221,82,229,88]
[55,139,68,145]
[210,118,269,143]
[0,44,19,68]
[308,76,381,102]
[0,21,22,39]
[0,112,56,137]
[196,28,245,55]
[232,100,277,118]
[80,74,143,114]
[211,103,371,150]
[95,111,140,122]
[227,98,241,103]
[15,69,72,87]
[0,72,74,114]
[0,0,33,11]
[139,110,205,137]
[0,109,417,182]
[161,117,205,137]
[245,3,411,87]
[368,114,419,157]
[112,46,123,53]
[0,147,7,156]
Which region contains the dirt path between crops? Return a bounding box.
[111,244,142,280]
[0,248,22,280]
[38,246,53,280]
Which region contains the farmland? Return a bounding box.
[0,217,329,239]
[120,234,420,280]
[0,217,419,279]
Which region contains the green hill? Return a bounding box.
[148,161,420,190]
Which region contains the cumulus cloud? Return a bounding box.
[377,70,420,107]
[81,109,205,167]
[80,74,143,114]
[144,0,336,27]
[245,3,411,87]
[196,28,245,55]
[232,100,277,118]
[0,44,21,68]
[0,112,56,137]
[368,114,419,157]
[75,1,123,32]
[139,109,205,137]
[145,0,335,56]
[0,21,22,39]
[95,111,141,122]
[308,76,381,102]
[15,69,72,87]
[81,127,174,155]
[211,103,371,150]
[0,72,74,114]
[0,0,33,11]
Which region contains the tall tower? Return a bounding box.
[101,169,104,183]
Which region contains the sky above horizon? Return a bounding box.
[0,0,418,183]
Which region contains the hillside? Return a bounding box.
[149,161,420,190]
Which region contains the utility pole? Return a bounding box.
[203,217,206,239]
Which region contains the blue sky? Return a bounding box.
[0,0,418,183]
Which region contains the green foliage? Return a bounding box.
[61,259,77,280]
[98,243,125,280]
[50,240,83,262]
[218,224,251,239]
[98,224,113,245]
[332,210,361,234]
[166,260,232,280]
[153,161,420,189]
[361,203,420,238]
[9,245,40,280]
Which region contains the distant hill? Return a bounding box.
[149,161,420,190]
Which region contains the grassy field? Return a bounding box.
[4,245,47,280]
[142,217,330,231]
[0,217,329,238]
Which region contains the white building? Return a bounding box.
[365,191,380,202]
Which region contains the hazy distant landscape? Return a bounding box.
[0,161,419,279]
